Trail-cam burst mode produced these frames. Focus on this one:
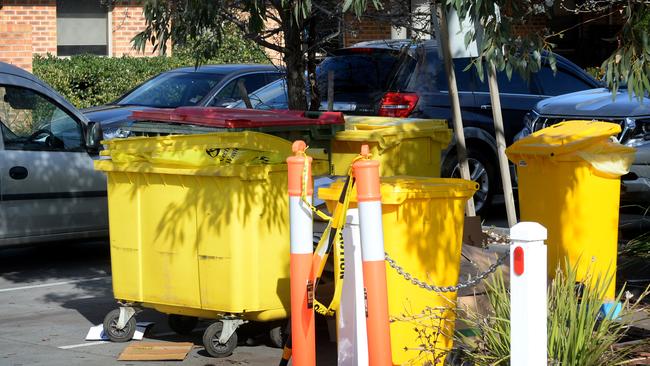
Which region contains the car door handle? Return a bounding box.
[480,104,492,110]
[9,166,28,180]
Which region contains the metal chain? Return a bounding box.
[384,235,511,293]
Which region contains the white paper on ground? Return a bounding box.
[85,322,154,341]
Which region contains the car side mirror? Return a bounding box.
[86,121,103,153]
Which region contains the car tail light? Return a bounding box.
[379,92,419,117]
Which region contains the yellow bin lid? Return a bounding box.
[506,120,621,158]
[336,116,452,145]
[318,176,478,205]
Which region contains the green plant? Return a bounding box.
[33,26,268,109]
[453,264,648,365]
[620,232,650,259]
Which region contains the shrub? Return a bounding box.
[450,264,647,365]
[33,28,269,109]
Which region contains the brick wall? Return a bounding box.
[513,15,548,36]
[111,0,161,56]
[0,0,57,63]
[0,24,34,71]
[343,14,392,47]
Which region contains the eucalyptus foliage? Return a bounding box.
[132,0,380,110]
[448,0,650,100]
[446,0,556,83]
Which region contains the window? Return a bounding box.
[316,52,401,96]
[57,0,108,56]
[393,49,473,93]
[475,69,532,94]
[117,72,224,108]
[535,67,594,96]
[0,86,83,151]
[210,73,271,107]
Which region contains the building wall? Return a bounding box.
[111,0,158,57]
[0,24,34,71]
[343,14,392,47]
[0,0,154,71]
[0,0,57,66]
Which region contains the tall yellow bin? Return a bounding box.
[506,121,635,299]
[94,131,327,354]
[319,177,477,365]
[331,117,452,176]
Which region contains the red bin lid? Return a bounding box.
[130,108,182,122]
[130,107,345,128]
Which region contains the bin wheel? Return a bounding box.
[203,321,237,358]
[168,314,198,335]
[103,309,136,342]
[268,324,285,348]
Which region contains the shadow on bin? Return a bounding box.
[507,121,635,299]
[95,131,329,325]
[331,117,452,177]
[319,176,477,365]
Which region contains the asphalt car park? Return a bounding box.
[0,240,341,366]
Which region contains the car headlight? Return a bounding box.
[622,117,650,147]
[102,127,132,140]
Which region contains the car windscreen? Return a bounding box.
[316,51,401,96]
[117,72,224,108]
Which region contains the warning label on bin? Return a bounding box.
[205,147,280,165]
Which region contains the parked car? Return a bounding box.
[517,88,650,203]
[0,62,106,247]
[234,39,600,212]
[83,64,283,139]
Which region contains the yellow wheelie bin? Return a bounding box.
[319,177,477,365]
[506,121,635,299]
[95,131,328,357]
[331,117,452,177]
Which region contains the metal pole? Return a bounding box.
[437,4,476,216]
[486,62,517,227]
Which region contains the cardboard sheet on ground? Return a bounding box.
[85,322,154,341]
[118,342,194,361]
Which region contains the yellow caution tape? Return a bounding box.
[298,147,363,317]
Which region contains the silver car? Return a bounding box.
[0,62,107,246]
[518,88,650,203]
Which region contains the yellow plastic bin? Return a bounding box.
[319,177,477,365]
[95,131,327,355]
[331,116,452,176]
[506,121,635,299]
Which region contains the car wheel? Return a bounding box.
[442,148,496,214]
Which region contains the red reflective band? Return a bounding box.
[514,246,524,276]
[378,92,419,117]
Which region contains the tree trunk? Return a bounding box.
[437,4,476,216]
[487,62,517,227]
[281,11,308,111]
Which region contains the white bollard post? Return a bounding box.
[337,209,369,366]
[510,221,547,366]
